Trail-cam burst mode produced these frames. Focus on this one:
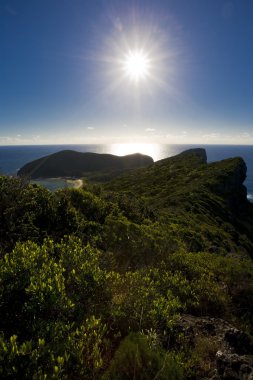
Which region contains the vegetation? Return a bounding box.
[17,150,153,179]
[0,149,253,378]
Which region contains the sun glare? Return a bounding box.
[109,143,161,161]
[123,50,150,82]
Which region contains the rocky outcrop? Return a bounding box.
[17,150,154,179]
[177,147,207,164]
[175,315,253,380]
[225,328,253,355]
[214,328,253,379]
[215,350,253,380]
[210,157,248,206]
[156,148,207,168]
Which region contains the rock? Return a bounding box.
[204,322,216,335]
[223,368,240,380]
[212,157,248,207]
[225,328,253,355]
[241,364,253,375]
[175,316,253,380]
[216,351,253,380]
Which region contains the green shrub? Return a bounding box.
[103,332,183,380]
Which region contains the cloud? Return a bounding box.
[202,132,220,139]
[240,132,252,138]
[32,135,41,141]
[238,132,253,142]
[87,126,95,130]
[0,136,12,143]
[0,134,43,145]
[145,128,156,132]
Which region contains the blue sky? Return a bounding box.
[1,0,253,145]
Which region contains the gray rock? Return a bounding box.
[225,328,253,355]
[175,316,253,380]
[216,351,253,380]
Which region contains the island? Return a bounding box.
[17,150,154,179]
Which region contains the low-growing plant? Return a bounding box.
[103,332,183,380]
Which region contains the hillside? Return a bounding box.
[17,150,153,178]
[104,148,253,257]
[1,148,253,379]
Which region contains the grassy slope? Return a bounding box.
[104,149,253,257]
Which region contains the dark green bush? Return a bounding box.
[103,332,183,380]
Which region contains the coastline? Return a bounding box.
[66,178,83,189]
[31,178,83,191]
[1,144,253,199]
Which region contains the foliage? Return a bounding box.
[108,268,182,334]
[0,237,111,378]
[1,149,253,378]
[0,177,56,251]
[103,332,183,380]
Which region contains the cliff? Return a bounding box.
[17,150,153,179]
[105,148,247,205]
[105,148,253,256]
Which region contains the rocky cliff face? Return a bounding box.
[210,157,248,206]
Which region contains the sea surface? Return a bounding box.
[0,144,253,200]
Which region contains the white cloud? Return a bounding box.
[240,132,252,139]
[201,132,220,140]
[0,136,12,143]
[87,126,95,130]
[146,128,156,132]
[0,134,43,145]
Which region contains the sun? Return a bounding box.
[123,49,150,82]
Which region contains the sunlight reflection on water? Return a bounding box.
[106,143,162,161]
[103,143,184,162]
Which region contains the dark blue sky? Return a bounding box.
[1,0,253,145]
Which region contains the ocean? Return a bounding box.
[0,144,253,200]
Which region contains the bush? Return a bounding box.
[103,332,183,380]
[108,269,182,333]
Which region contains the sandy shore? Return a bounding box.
[31,178,83,191]
[66,179,83,188]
